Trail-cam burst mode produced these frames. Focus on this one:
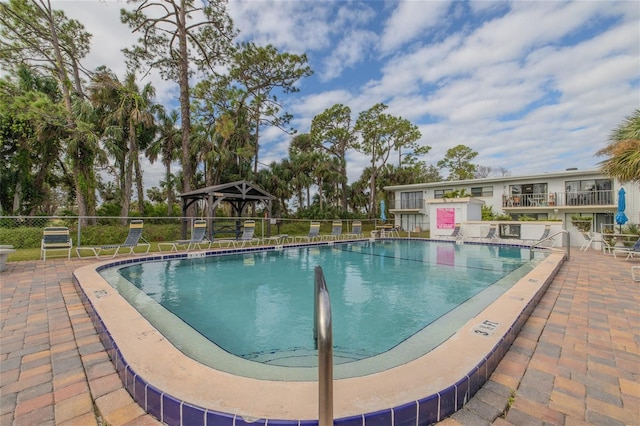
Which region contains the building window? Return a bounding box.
[471,186,493,197]
[400,191,423,209]
[434,189,453,199]
[595,212,614,233]
[565,179,612,205]
[400,214,423,232]
[499,224,521,239]
[509,183,548,206]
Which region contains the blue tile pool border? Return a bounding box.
[72,239,563,426]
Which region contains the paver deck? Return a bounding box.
[1,250,638,425]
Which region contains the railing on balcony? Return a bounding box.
[390,199,425,210]
[502,190,614,208]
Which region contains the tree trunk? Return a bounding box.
[370,172,376,219]
[341,158,348,210]
[178,3,194,217]
[120,126,134,224]
[165,161,174,216]
[45,3,93,224]
[134,149,145,215]
[12,181,21,214]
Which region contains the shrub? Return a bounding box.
[0,227,44,249]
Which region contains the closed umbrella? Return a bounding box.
[615,188,628,233]
[380,200,386,222]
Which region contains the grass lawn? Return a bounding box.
[6,229,429,262]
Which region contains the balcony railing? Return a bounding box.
[389,199,424,210]
[502,190,614,208]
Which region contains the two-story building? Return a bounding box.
[384,168,639,245]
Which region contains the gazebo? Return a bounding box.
[178,180,276,239]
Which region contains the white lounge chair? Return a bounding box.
[612,237,640,260]
[464,224,498,242]
[440,224,464,242]
[295,222,321,242]
[232,220,261,248]
[76,220,150,258]
[344,221,362,239]
[322,221,343,240]
[158,220,211,252]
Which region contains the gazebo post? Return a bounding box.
[177,180,276,242]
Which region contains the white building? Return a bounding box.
[384,169,639,246]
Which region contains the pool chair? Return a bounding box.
[526,225,555,248]
[158,220,211,252]
[76,220,150,258]
[464,224,498,242]
[380,224,400,238]
[579,231,596,251]
[231,220,261,248]
[612,237,640,260]
[343,221,363,239]
[322,221,343,240]
[441,224,464,241]
[41,226,73,261]
[295,221,321,242]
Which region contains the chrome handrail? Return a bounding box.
[529,230,570,260]
[314,266,333,426]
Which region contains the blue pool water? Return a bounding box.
[104,240,544,379]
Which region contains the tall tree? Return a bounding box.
[474,165,511,178]
[256,160,292,216]
[147,109,181,215]
[192,79,254,186]
[0,65,69,214]
[89,70,158,219]
[121,0,236,203]
[0,0,99,220]
[597,109,640,184]
[228,43,313,178]
[288,133,315,212]
[437,144,478,181]
[354,103,422,217]
[310,104,355,210]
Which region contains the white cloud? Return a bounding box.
[38,0,640,191]
[379,0,452,54]
[228,0,333,53]
[319,29,378,81]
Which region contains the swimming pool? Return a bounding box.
[73,238,565,425]
[102,241,543,381]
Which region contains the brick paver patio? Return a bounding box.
[1,249,638,425]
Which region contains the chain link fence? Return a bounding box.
[0,216,392,249]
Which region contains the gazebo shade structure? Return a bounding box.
[178,180,275,239]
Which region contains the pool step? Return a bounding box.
[243,347,375,367]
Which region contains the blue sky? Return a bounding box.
[56,0,639,189]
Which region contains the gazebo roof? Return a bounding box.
[178,180,275,202]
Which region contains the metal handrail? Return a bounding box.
[314,266,333,426]
[529,229,570,260]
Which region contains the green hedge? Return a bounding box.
[0,227,43,249]
[0,224,183,249]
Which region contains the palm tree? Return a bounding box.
[90,70,157,220]
[256,161,292,216]
[597,109,640,184]
[147,109,181,215]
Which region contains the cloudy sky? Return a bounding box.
[53,0,639,189]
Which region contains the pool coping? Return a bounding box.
[72,238,566,425]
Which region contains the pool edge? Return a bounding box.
[72,241,565,425]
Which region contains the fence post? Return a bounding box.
[77,217,82,248]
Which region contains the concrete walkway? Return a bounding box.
[1,250,638,425]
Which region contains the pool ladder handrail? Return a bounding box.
[529,229,570,260]
[314,266,333,426]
